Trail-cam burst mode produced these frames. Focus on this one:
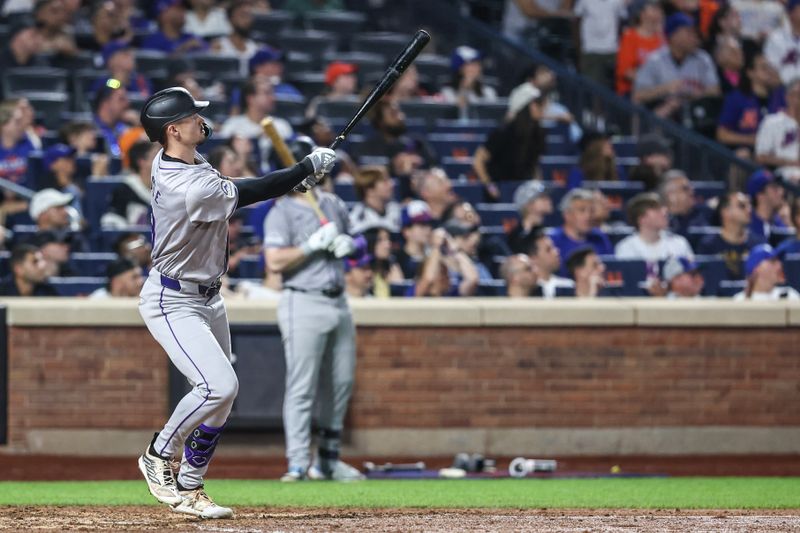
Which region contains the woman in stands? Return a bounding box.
[566,131,620,190]
[441,46,498,116]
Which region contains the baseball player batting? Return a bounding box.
[264,137,364,482]
[136,87,335,519]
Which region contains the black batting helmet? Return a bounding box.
[140,87,209,143]
[288,135,316,162]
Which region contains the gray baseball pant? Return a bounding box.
[277,290,356,471]
[139,275,239,489]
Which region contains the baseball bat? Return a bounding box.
[261,117,329,224]
[329,29,430,150]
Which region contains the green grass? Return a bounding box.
[0,478,798,509]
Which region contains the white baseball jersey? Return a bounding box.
[149,149,239,284]
[764,27,800,85]
[755,110,800,180]
[614,231,694,263]
[574,0,626,54]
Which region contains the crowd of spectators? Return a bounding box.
[0,0,799,302]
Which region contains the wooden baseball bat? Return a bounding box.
[261,117,329,224]
[329,29,430,150]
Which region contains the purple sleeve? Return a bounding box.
[718,93,742,130]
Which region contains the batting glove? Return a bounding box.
[301,222,339,255]
[329,234,356,258]
[304,147,336,178]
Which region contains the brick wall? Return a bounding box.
[7,325,800,447]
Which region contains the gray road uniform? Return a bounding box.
[264,192,357,473]
[138,150,240,490]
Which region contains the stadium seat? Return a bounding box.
[334,183,357,202]
[26,92,70,130]
[304,11,367,43]
[98,227,151,253]
[692,181,725,201]
[412,54,451,89]
[50,277,106,297]
[277,30,338,70]
[434,119,496,135]
[274,96,307,121]
[84,177,126,233]
[476,203,518,227]
[600,258,648,296]
[236,256,264,279]
[451,182,484,204]
[477,279,507,296]
[251,10,296,42]
[0,250,9,277]
[3,67,69,97]
[68,252,118,277]
[287,71,326,100]
[191,54,242,77]
[695,255,727,296]
[134,49,170,77]
[441,156,474,180]
[390,280,415,297]
[284,51,314,76]
[316,97,362,121]
[427,133,485,159]
[718,279,746,297]
[782,253,800,291]
[72,69,109,112]
[687,226,720,250]
[322,51,386,81]
[469,101,508,122]
[350,32,414,62]
[605,226,634,246]
[400,101,459,127]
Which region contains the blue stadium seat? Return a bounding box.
[434,119,496,135]
[477,279,507,296]
[605,226,634,245]
[692,181,725,201]
[287,71,325,99]
[84,177,126,233]
[27,92,70,130]
[476,203,517,227]
[0,251,9,277]
[237,256,264,279]
[68,252,118,277]
[3,67,69,96]
[695,255,727,296]
[687,226,720,250]
[468,101,508,122]
[50,277,106,296]
[305,11,367,43]
[440,156,473,180]
[452,182,483,204]
[718,279,746,297]
[274,96,307,121]
[427,133,485,159]
[277,30,338,70]
[284,51,315,76]
[316,97,362,121]
[783,253,800,290]
[612,137,638,158]
[99,226,150,253]
[251,10,296,42]
[412,54,451,88]
[400,101,459,127]
[351,32,415,63]
[333,183,357,202]
[191,54,241,77]
[390,280,415,297]
[600,257,647,296]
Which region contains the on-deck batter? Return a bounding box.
[135,87,335,519]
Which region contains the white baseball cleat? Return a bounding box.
[280,465,307,482]
[171,486,233,519]
[308,459,366,481]
[138,436,182,506]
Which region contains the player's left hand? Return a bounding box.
[329,234,356,258]
[305,147,337,178]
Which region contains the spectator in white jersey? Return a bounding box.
[615,192,694,263]
[633,13,719,119]
[210,0,256,76]
[756,79,800,183]
[184,0,231,38]
[764,0,800,85]
[349,165,401,234]
[734,244,800,300]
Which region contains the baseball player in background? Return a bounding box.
[264,139,364,482]
[136,87,335,518]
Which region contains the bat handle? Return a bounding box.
[329,135,346,150]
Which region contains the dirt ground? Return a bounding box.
[0,507,799,532]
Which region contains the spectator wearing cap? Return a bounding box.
[89,257,145,299]
[734,244,800,300]
[508,65,582,142]
[212,0,256,77]
[33,0,78,58]
[219,78,294,173]
[305,62,359,119]
[756,79,800,183]
[28,189,88,255]
[101,140,158,228]
[508,180,552,254]
[696,191,765,279]
[615,192,694,262]
[566,131,620,190]
[574,0,627,89]
[43,143,83,217]
[396,200,434,279]
[349,166,401,234]
[0,244,58,297]
[29,230,72,277]
[93,79,131,158]
[633,13,719,119]
[356,99,438,183]
[141,0,208,55]
[363,225,403,298]
[747,170,786,241]
[0,17,46,69]
[501,254,538,298]
[443,219,493,282]
[473,85,546,201]
[566,246,606,298]
[528,228,574,298]
[550,188,614,275]
[185,0,231,38]
[414,226,479,297]
[0,101,36,188]
[91,40,152,99]
[661,256,704,298]
[249,47,303,100]
[661,170,713,239]
[616,0,664,96]
[764,0,800,85]
[114,232,152,272]
[440,46,498,116]
[344,254,374,298]
[716,50,781,155]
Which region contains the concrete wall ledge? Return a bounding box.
[1,297,798,327]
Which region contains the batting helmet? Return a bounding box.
[140,87,210,143]
[288,135,317,162]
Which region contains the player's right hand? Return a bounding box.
[305,222,339,252]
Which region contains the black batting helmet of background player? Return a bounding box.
[288,135,317,162]
[140,87,211,144]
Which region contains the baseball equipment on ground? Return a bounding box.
[329,29,430,150]
[329,234,356,258]
[363,461,426,473]
[308,459,365,481]
[171,486,233,519]
[261,118,329,222]
[140,87,212,143]
[303,222,340,254]
[508,457,558,478]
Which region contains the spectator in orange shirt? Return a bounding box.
[616,0,664,96]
